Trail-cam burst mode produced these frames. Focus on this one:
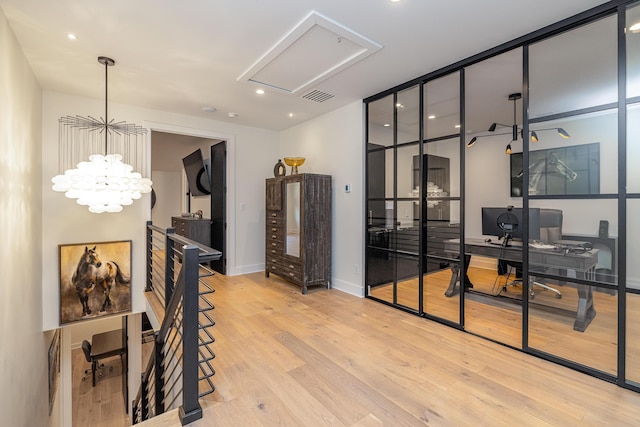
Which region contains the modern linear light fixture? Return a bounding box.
[51,56,152,213]
[466,92,570,154]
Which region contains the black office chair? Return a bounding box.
[501,208,563,299]
[81,340,105,386]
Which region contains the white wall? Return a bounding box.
[41,91,279,424]
[465,111,618,239]
[280,101,365,296]
[0,9,54,427]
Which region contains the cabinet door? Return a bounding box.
[266,179,282,211]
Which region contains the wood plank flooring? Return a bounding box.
[79,270,640,426]
[72,347,130,427]
[142,271,640,426]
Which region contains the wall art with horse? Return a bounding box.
[59,240,132,324]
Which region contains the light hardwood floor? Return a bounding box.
[81,270,640,426]
[72,347,130,427]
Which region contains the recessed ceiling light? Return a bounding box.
[228,112,238,118]
[289,113,294,118]
[383,123,391,127]
[630,22,640,33]
[390,0,401,3]
[256,89,265,95]
[455,125,461,129]
[67,33,77,40]
[201,106,217,113]
[428,115,435,119]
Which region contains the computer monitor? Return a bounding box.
[481,206,540,245]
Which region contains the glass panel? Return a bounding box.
[424,199,461,323]
[367,95,394,147]
[628,103,640,193]
[529,16,617,118]
[424,72,460,140]
[285,181,300,257]
[397,143,420,221]
[522,110,617,196]
[628,200,640,291]
[529,199,618,287]
[627,2,640,99]
[464,47,522,158]
[529,281,617,375]
[626,293,640,385]
[367,147,388,228]
[424,136,460,198]
[463,48,523,347]
[368,253,419,311]
[397,85,420,144]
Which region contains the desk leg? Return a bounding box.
[574,277,596,332]
[445,255,472,297]
[445,264,460,297]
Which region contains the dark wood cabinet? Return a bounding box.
[171,216,212,247]
[265,173,332,294]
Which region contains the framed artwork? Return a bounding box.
[510,142,600,197]
[59,240,132,324]
[48,329,60,416]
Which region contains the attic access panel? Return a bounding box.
[237,11,382,95]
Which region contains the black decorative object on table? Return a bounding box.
[274,159,286,177]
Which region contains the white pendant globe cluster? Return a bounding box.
[52,154,152,213]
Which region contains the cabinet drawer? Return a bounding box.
[267,262,302,284]
[266,217,284,227]
[266,240,284,254]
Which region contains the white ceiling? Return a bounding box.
[0,0,611,132]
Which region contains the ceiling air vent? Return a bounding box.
[301,89,335,103]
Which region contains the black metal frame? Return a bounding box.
[364,0,640,393]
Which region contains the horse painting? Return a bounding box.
[71,245,130,317]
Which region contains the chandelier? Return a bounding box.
[51,56,152,213]
[466,93,570,154]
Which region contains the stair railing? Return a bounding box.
[133,222,220,425]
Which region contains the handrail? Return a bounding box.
[135,222,220,425]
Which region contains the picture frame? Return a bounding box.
[510,142,600,197]
[59,240,132,324]
[48,329,60,416]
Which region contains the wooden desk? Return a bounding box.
[90,329,126,386]
[444,238,599,332]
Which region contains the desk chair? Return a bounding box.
[502,208,563,299]
[81,340,107,386]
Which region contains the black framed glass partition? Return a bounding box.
[364,0,640,393]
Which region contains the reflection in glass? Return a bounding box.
[628,200,640,291]
[627,2,640,98]
[424,72,460,141]
[529,199,618,287]
[527,110,617,195]
[285,181,300,257]
[628,104,640,193]
[529,16,617,118]
[368,95,395,147]
[397,85,420,144]
[424,199,461,324]
[626,293,640,385]
[368,253,419,311]
[529,282,617,375]
[424,137,460,198]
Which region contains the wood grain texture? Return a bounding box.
[82,270,640,426]
[139,271,640,426]
[265,174,332,293]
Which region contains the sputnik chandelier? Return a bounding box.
[466,92,570,154]
[51,56,152,213]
